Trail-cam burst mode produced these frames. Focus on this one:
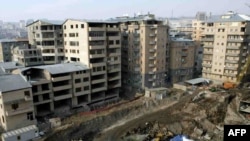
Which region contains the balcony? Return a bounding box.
[89,36,106,41]
[227,38,244,42]
[92,87,107,93]
[224,73,236,77]
[92,70,106,75]
[149,41,156,45]
[148,78,153,81]
[149,71,155,74]
[181,52,188,56]
[149,64,155,67]
[6,107,33,116]
[225,60,239,64]
[89,27,105,31]
[134,40,140,45]
[92,78,106,84]
[149,49,155,53]
[225,53,240,57]
[108,61,120,65]
[90,62,106,67]
[108,83,121,89]
[108,67,121,73]
[203,58,212,61]
[203,44,214,48]
[52,75,71,82]
[107,27,119,32]
[34,99,52,106]
[89,54,106,58]
[224,66,238,70]
[74,90,90,97]
[54,94,72,101]
[108,52,121,57]
[226,46,240,50]
[108,76,121,81]
[134,67,140,72]
[149,56,156,60]
[149,33,156,37]
[202,63,212,67]
[150,26,157,29]
[53,85,71,91]
[203,51,213,55]
[89,45,105,50]
[243,46,248,50]
[201,38,214,42]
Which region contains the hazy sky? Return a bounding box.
[1,0,250,22]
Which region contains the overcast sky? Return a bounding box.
[1,0,250,22]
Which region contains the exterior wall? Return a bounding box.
[0,88,36,131]
[169,40,195,84]
[202,17,250,83]
[192,20,205,41]
[121,20,168,90]
[27,21,64,65]
[63,20,121,104]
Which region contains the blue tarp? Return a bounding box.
[170,135,192,141]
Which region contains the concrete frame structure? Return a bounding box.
[12,45,44,67]
[13,63,91,117]
[27,20,64,65]
[169,38,195,84]
[63,20,121,105]
[201,12,250,83]
[0,74,36,131]
[115,14,168,91]
[0,39,28,62]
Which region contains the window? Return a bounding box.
[2,116,4,123]
[116,40,120,44]
[75,79,81,83]
[27,112,34,120]
[83,77,89,82]
[24,91,30,97]
[84,86,89,90]
[17,135,21,140]
[76,24,78,28]
[71,25,73,29]
[64,25,66,29]
[81,24,84,28]
[12,103,19,110]
[75,87,81,92]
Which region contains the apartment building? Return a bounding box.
[201,12,250,83]
[192,20,206,41]
[27,20,64,65]
[0,74,36,131]
[12,45,44,66]
[63,20,121,104]
[0,39,28,62]
[13,62,91,116]
[115,14,168,91]
[169,38,195,84]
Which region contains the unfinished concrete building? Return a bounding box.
[0,74,37,131]
[63,20,121,105]
[169,38,195,84]
[201,12,250,83]
[12,45,44,67]
[0,39,28,62]
[13,63,91,117]
[114,14,168,92]
[27,20,64,65]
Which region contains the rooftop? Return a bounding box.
[0,74,31,92]
[0,62,24,70]
[22,62,89,75]
[26,19,65,27]
[207,12,250,23]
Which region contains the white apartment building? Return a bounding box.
[202,12,250,83]
[63,20,121,104]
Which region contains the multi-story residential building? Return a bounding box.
[0,39,28,62]
[114,14,168,91]
[169,38,195,84]
[63,20,121,104]
[192,20,206,41]
[27,20,64,65]
[201,12,250,84]
[12,45,44,66]
[13,62,91,116]
[0,74,36,131]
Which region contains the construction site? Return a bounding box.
[33,81,250,141]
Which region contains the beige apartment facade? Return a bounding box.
[27,20,64,65]
[192,20,205,41]
[13,63,91,116]
[117,14,168,91]
[0,74,36,131]
[202,12,250,83]
[169,38,195,84]
[63,20,121,104]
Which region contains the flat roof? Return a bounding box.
[185,78,210,85]
[2,125,37,138]
[0,62,24,70]
[206,13,250,23]
[0,74,31,92]
[25,62,89,75]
